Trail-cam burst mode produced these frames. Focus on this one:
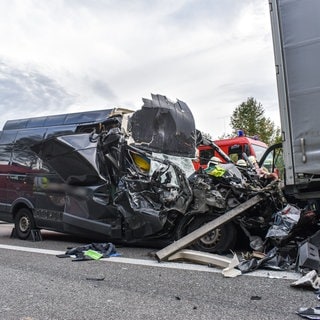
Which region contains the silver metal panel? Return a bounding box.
[270,0,320,185]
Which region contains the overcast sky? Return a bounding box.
[0,0,279,139]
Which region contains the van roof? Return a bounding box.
[3,109,115,130]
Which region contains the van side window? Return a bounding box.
[11,129,50,172]
[12,146,40,171]
[0,144,12,166]
[0,131,17,166]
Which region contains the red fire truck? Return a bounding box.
[214,135,268,163]
[193,133,268,170]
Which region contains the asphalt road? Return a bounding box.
[0,223,317,320]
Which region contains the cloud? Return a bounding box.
[0,60,74,127]
[0,0,279,139]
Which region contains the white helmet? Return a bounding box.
[236,159,247,167]
[207,156,221,167]
[209,156,221,164]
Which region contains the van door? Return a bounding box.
[12,128,65,231]
[259,143,284,180]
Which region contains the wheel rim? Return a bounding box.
[19,216,31,233]
[185,215,223,250]
[199,228,222,248]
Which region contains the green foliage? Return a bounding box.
[230,97,281,145]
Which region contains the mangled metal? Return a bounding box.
[155,195,263,261]
[28,94,201,243]
[128,94,196,157]
[26,94,279,252]
[155,149,320,273]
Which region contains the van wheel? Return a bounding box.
[176,213,237,254]
[14,208,35,240]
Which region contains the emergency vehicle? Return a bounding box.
[193,132,268,170]
[214,134,268,163]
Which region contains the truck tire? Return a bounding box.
[14,208,35,240]
[176,213,237,254]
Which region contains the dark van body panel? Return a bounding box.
[0,95,197,243]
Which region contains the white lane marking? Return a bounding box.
[102,256,301,280]
[0,244,64,256]
[0,244,301,280]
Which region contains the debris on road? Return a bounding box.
[296,306,320,319]
[167,248,235,268]
[56,242,119,261]
[291,271,320,290]
[85,276,106,281]
[222,254,242,278]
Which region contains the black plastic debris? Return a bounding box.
[86,276,105,281]
[237,247,292,273]
[56,242,119,261]
[296,306,320,319]
[265,204,301,242]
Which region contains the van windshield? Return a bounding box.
[252,144,267,161]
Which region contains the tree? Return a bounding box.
[230,97,281,145]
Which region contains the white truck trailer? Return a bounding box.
[261,0,320,200]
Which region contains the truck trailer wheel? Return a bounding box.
[176,213,237,254]
[14,208,35,240]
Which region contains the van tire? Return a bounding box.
[14,208,35,240]
[176,213,237,254]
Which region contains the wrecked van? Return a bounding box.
[0,94,284,253]
[0,95,215,249]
